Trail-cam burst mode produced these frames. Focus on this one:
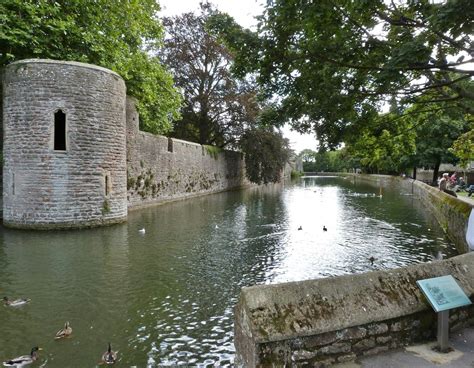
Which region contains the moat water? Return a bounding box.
[0,176,457,367]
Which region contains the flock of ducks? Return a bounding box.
[2,298,117,366]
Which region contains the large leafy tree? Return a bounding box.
[209,0,473,148]
[159,3,259,148]
[345,95,471,179]
[240,128,291,184]
[450,129,474,170]
[0,0,182,134]
[347,113,417,174]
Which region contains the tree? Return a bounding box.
[450,130,474,170]
[298,149,317,172]
[345,111,417,174]
[160,3,259,148]
[0,0,182,134]
[209,0,473,148]
[240,128,291,184]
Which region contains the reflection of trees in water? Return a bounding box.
[0,178,457,366]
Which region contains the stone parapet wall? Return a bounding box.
[126,99,251,209]
[3,60,127,229]
[235,252,474,367]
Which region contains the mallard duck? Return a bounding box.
[3,297,30,307]
[101,343,117,365]
[55,321,72,339]
[3,347,42,367]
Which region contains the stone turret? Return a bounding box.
[2,59,127,229]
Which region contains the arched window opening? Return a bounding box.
[54,110,66,151]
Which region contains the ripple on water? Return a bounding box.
[0,177,459,367]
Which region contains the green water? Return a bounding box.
[0,176,457,367]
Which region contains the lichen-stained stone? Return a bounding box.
[3,60,127,229]
[234,252,474,367]
[125,98,252,209]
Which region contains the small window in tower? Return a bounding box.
[54,110,66,151]
[105,174,109,196]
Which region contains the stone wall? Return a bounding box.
[235,252,474,367]
[126,98,251,209]
[3,60,127,228]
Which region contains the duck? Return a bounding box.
[369,256,375,265]
[3,347,42,367]
[138,228,145,234]
[297,226,302,231]
[323,226,327,231]
[101,343,117,365]
[3,297,30,307]
[55,321,72,339]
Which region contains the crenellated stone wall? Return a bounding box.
[126,98,251,209]
[2,60,128,229]
[2,60,254,228]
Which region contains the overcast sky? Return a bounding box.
[158,0,318,153]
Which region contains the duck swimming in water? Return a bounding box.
[3,297,30,307]
[55,321,72,339]
[101,343,117,365]
[323,226,327,231]
[3,347,42,367]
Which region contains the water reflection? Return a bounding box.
[0,177,457,367]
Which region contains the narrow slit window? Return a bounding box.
[12,173,15,195]
[54,110,66,150]
[105,175,109,196]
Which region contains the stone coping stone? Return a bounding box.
[239,252,474,344]
[7,59,123,79]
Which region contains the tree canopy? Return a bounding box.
[209,0,473,148]
[240,128,291,184]
[1,0,182,134]
[159,3,259,147]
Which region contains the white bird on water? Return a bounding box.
[138,228,145,234]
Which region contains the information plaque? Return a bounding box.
[417,275,472,313]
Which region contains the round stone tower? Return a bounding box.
[3,59,127,229]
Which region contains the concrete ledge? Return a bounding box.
[236,253,474,367]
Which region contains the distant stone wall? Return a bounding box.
[235,252,474,367]
[126,98,250,209]
[3,60,127,229]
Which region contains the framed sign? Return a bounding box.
[417,275,472,313]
